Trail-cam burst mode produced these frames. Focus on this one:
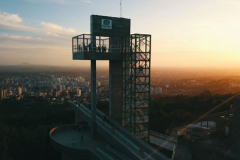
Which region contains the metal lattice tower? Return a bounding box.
[122,34,151,140]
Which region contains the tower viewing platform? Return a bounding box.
[72,34,122,60]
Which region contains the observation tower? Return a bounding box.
[72,15,151,140]
[50,15,161,160]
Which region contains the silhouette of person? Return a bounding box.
[83,43,87,52]
[98,46,101,52]
[102,45,105,52]
[80,135,84,143]
[72,139,75,146]
[88,43,92,52]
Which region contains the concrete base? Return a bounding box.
[109,60,122,125]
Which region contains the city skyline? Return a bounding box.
[0,0,240,68]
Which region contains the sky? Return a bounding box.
[0,0,240,68]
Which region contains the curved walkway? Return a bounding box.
[69,101,171,160]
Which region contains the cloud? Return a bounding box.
[41,22,76,36]
[0,12,37,32]
[0,12,77,37]
[0,12,22,23]
[0,34,72,51]
[0,34,41,43]
[82,0,93,4]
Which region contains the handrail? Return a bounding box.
[68,102,169,160]
[114,130,140,153]
[73,46,122,53]
[144,152,156,160]
[105,144,131,160]
[149,130,178,144]
[105,111,170,160]
[97,116,113,131]
[97,148,115,160]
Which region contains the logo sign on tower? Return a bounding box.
[101,19,112,29]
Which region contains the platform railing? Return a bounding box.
[96,109,170,160]
[72,34,122,54]
[97,148,115,160]
[73,46,122,53]
[105,144,132,160]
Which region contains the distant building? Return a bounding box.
[96,81,101,88]
[56,91,60,97]
[9,79,14,86]
[74,88,78,92]
[54,81,60,85]
[22,87,27,93]
[230,83,240,88]
[8,90,12,96]
[56,85,62,92]
[4,79,8,86]
[18,87,22,95]
[1,89,7,100]
[61,85,65,91]
[83,81,90,86]
[77,89,81,97]
[64,90,69,98]
[155,87,162,94]
[150,87,154,95]
[16,96,21,101]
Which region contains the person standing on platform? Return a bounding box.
[72,139,75,147]
[88,43,91,52]
[80,135,84,143]
[98,46,101,52]
[102,45,104,52]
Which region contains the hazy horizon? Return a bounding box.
[0,0,240,68]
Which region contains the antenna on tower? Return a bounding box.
[120,0,122,18]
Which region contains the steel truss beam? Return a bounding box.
[122,34,151,140]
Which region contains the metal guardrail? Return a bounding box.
[73,46,122,53]
[144,152,156,160]
[115,130,140,153]
[69,102,170,160]
[149,130,178,144]
[97,116,113,131]
[97,148,115,160]
[105,144,131,160]
[106,111,170,160]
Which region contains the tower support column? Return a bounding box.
[109,60,122,124]
[91,60,97,139]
